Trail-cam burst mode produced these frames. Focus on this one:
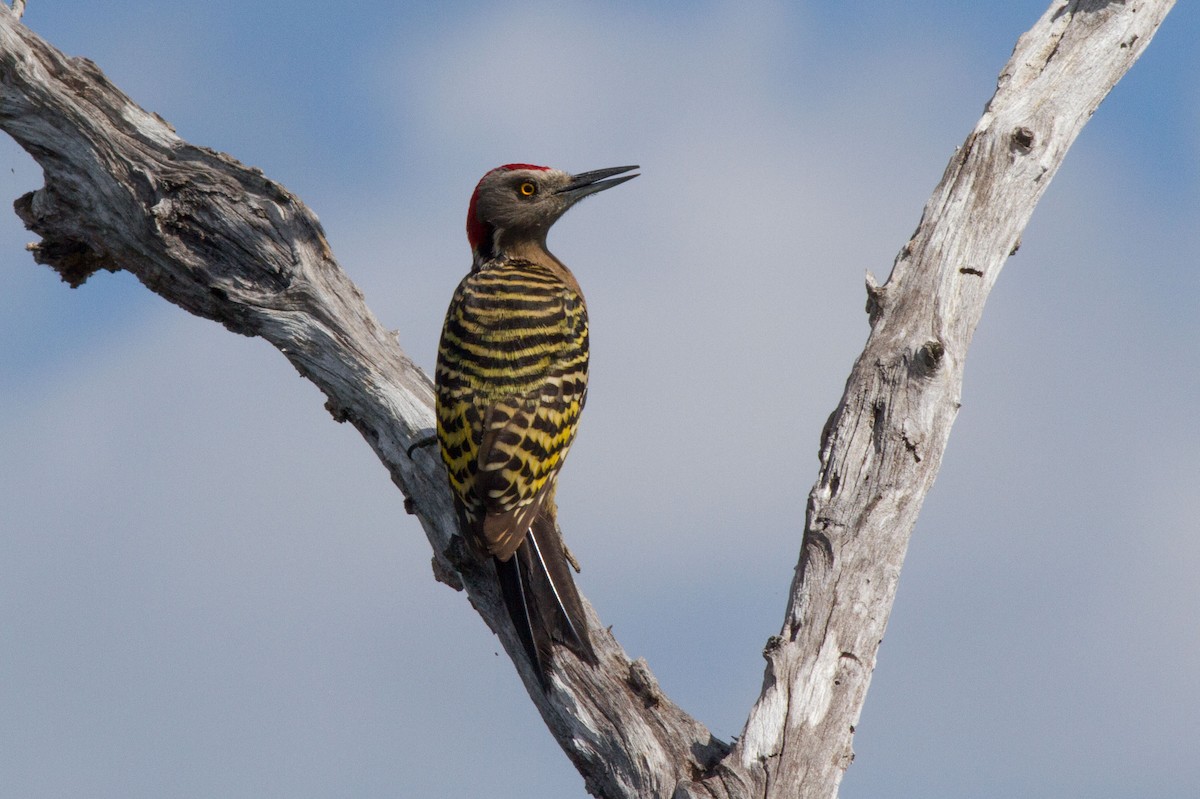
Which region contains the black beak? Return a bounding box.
[559,165,640,201]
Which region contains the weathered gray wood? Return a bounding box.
[723,2,1175,798]
[0,6,725,798]
[0,1,1173,797]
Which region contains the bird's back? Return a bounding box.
[435,257,589,558]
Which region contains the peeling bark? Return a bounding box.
[0,1,1174,797]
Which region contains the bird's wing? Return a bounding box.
[436,260,589,560]
[475,368,584,560]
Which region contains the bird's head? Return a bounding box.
[466,163,638,266]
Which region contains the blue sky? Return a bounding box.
[2,2,1198,797]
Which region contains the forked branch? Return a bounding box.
[0,2,1173,797]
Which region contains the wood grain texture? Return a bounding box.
[0,1,1174,796]
[727,3,1175,797]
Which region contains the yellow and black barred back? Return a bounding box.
[435,257,588,561]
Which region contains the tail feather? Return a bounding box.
[494,554,542,683]
[495,513,595,689]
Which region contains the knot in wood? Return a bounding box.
[430,553,464,591]
[442,534,474,574]
[324,398,351,423]
[1010,126,1035,153]
[864,272,886,327]
[627,657,662,707]
[915,339,945,374]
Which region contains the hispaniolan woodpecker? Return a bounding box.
[435,163,638,688]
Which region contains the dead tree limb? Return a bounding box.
[724,2,1175,797]
[0,1,1174,797]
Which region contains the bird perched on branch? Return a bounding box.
[435,162,638,688]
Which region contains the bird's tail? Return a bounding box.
[495,511,596,689]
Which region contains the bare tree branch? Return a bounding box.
[724,2,1176,797]
[0,1,1174,797]
[0,7,725,798]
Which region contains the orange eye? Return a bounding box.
[518,181,537,197]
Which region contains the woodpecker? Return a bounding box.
[435,163,638,688]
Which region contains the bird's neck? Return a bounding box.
[476,235,582,297]
[501,236,554,266]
